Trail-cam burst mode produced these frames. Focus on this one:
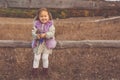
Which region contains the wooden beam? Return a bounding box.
[92,16,120,22]
[0,1,120,9]
[0,40,120,49]
[57,40,120,49]
[0,40,31,48]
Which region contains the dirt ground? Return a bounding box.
[0,17,120,80]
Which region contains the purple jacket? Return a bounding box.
[32,20,56,49]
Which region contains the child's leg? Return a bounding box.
[33,53,41,68]
[33,44,44,68]
[32,44,45,77]
[32,52,41,77]
[42,53,49,68]
[41,52,50,75]
[42,46,52,68]
[41,48,52,76]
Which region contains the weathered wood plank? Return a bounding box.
[57,40,120,49]
[0,40,31,48]
[0,0,120,9]
[0,40,120,48]
[92,16,120,22]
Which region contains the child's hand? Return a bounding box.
[37,34,41,39]
[40,33,46,38]
[36,30,39,34]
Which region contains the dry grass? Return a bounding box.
[0,17,120,80]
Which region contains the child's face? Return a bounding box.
[39,11,49,24]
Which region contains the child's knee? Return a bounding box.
[42,54,49,61]
[34,57,40,62]
[34,54,41,61]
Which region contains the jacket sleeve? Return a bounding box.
[32,25,37,39]
[46,25,55,39]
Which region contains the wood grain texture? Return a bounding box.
[0,40,120,48]
[0,0,120,9]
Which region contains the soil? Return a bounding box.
[0,17,120,80]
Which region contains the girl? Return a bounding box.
[31,8,56,77]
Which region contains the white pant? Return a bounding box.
[33,53,49,68]
[33,43,52,68]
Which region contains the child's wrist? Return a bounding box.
[36,34,41,39]
[41,33,46,38]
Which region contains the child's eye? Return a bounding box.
[40,16,43,17]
